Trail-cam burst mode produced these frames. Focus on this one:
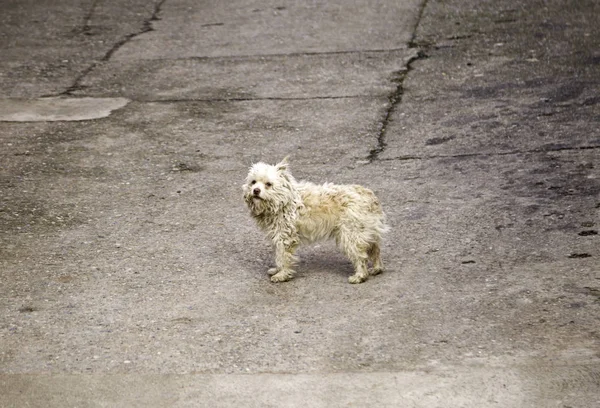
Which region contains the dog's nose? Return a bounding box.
[253,187,261,195]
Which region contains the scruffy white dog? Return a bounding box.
[243,157,387,284]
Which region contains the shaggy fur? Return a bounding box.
[242,157,388,284]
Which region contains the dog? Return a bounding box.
[242,157,388,283]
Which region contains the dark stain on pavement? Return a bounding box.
[568,253,592,259]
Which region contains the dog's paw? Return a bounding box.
[348,274,367,284]
[271,270,294,283]
[267,267,279,276]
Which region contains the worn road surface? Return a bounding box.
[1,0,599,406]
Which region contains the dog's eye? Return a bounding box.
[265,182,273,188]
[250,180,256,185]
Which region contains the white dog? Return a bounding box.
[243,157,387,283]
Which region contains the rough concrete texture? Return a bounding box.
[110,0,422,59]
[74,50,417,101]
[0,0,599,407]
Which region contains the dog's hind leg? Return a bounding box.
[368,241,384,276]
[348,256,369,284]
[337,228,370,284]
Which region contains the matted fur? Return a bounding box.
[242,157,388,283]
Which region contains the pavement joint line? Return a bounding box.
[105,48,412,64]
[381,145,600,162]
[139,95,384,103]
[46,49,413,98]
[408,0,430,49]
[81,0,100,36]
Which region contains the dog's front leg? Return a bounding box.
[270,240,297,283]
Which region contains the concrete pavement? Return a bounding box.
[1,0,599,406]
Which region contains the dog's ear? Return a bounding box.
[276,156,290,172]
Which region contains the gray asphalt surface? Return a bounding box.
[1,0,599,407]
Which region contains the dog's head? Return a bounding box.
[242,157,296,215]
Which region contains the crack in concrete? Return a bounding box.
[366,1,429,164]
[103,0,167,62]
[365,69,406,163]
[58,0,167,96]
[381,145,600,162]
[366,53,428,164]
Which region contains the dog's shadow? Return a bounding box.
[231,234,359,279]
[296,244,355,278]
